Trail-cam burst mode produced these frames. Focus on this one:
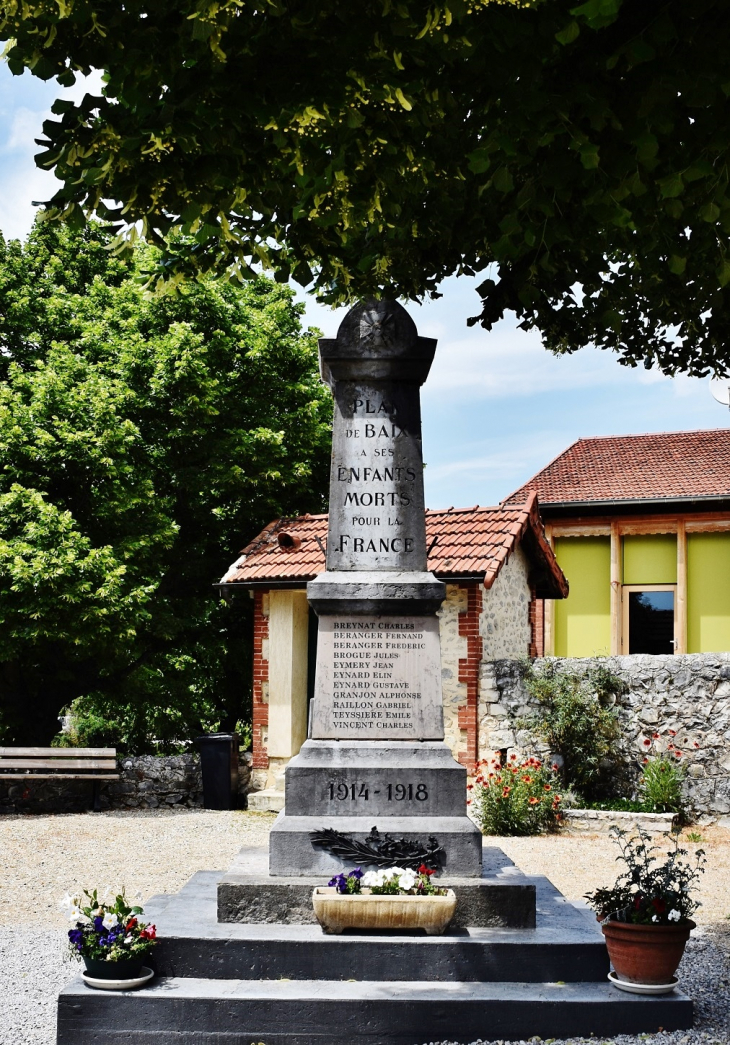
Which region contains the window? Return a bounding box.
[621,585,676,655]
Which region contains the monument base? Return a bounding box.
[56,855,694,1044]
[267,739,482,876]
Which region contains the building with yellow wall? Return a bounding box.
[504,429,730,657]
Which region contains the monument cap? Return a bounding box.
[319,298,437,386]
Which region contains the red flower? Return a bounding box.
[642,738,652,748]
[652,732,660,739]
[674,750,683,758]
[502,787,511,797]
[552,763,559,771]
[528,797,539,805]
[643,757,649,764]
[521,775,533,783]
[510,753,518,761]
[544,784,552,792]
[140,925,157,941]
[652,897,666,914]
[467,784,474,790]
[125,918,138,931]
[418,865,435,876]
[669,729,677,736]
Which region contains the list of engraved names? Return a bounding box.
[311,616,443,740]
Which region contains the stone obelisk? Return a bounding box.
[268,299,482,876]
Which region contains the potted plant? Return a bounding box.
[312,865,456,935]
[585,827,706,993]
[62,888,157,989]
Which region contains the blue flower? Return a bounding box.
[350,868,363,880]
[93,916,104,933]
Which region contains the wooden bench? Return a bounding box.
[0,748,119,811]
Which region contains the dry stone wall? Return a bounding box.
[479,654,730,823]
[0,751,252,814]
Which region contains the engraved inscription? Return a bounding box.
[310,615,444,740]
[327,782,429,801]
[326,383,427,571]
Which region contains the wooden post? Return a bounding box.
[610,521,621,655]
[676,520,687,654]
[544,524,555,655]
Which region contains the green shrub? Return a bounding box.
[52,703,124,750]
[517,661,625,801]
[640,756,685,815]
[470,753,563,836]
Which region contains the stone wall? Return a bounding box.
[480,546,532,660]
[0,752,252,814]
[479,654,730,822]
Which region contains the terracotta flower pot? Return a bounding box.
[602,919,695,985]
[312,887,457,935]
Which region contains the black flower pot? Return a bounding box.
[83,956,145,980]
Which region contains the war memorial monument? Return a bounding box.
[57,301,693,1043]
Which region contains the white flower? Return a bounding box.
[652,915,659,923]
[668,909,681,922]
[102,912,119,930]
[361,871,380,888]
[398,872,417,892]
[59,894,75,912]
[124,935,133,944]
[388,868,406,878]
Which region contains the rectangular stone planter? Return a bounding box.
[312,887,457,935]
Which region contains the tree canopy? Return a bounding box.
[3,0,730,375]
[0,221,331,747]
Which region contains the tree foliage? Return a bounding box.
[2,0,730,374]
[0,221,331,747]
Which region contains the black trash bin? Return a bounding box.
[196,733,239,810]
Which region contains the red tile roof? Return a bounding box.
[503,429,730,507]
[220,494,568,598]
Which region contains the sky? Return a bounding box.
[2,61,729,510]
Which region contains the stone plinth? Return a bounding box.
[282,740,466,817]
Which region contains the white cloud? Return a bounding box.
[0,66,104,241]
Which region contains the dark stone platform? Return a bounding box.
[56,847,693,1044]
[58,976,693,1045]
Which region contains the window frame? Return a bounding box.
[620,583,677,655]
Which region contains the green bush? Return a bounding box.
[470,753,563,836]
[517,661,626,802]
[640,756,685,815]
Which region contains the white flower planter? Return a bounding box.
[312,887,457,935]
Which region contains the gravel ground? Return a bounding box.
[1,810,728,1045]
[0,808,276,928]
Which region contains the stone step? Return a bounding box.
[147,870,606,984]
[153,922,609,983]
[218,872,536,928]
[57,975,693,1044]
